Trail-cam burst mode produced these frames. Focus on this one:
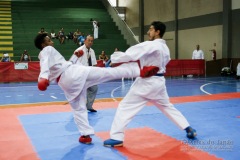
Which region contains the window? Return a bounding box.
[108,0,116,7]
[108,0,126,21]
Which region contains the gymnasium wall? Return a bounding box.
[232,0,240,10]
[178,26,222,60]
[232,9,240,58]
[178,0,222,19]
[144,0,175,23]
[177,0,223,60]
[121,0,240,60]
[124,0,139,28]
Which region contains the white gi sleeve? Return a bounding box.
[111,41,157,63]
[69,46,84,65]
[38,51,50,81]
[69,54,79,64]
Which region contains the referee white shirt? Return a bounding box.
[71,44,97,66]
[192,49,204,59]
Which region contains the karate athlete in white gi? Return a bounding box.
[34,33,159,144]
[104,21,197,147]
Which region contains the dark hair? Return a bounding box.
[151,21,166,38]
[34,33,48,50]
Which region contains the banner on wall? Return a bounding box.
[14,62,28,70]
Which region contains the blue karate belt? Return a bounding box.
[154,73,164,76]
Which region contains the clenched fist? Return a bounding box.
[74,50,84,58]
[38,78,49,91]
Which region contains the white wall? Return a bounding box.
[178,26,222,60]
[232,0,240,10]
[178,0,223,19]
[144,0,175,24]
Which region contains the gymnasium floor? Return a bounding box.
[0,76,239,160]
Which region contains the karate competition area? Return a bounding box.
[0,77,239,160]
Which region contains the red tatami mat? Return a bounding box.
[96,127,222,160]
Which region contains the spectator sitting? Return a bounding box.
[78,33,86,46]
[105,48,120,67]
[58,27,65,44]
[0,53,11,62]
[73,29,81,44]
[105,58,111,67]
[50,29,57,39]
[20,50,31,62]
[66,32,73,40]
[38,27,48,35]
[99,50,109,62]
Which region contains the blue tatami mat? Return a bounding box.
[19,99,240,160]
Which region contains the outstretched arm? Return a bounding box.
[69,50,84,64]
[111,41,156,63]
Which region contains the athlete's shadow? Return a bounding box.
[60,144,95,160]
[64,111,99,132]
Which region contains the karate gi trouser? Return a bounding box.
[109,76,190,141]
[86,85,98,110]
[69,62,140,136]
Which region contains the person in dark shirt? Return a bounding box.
[20,50,31,62]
